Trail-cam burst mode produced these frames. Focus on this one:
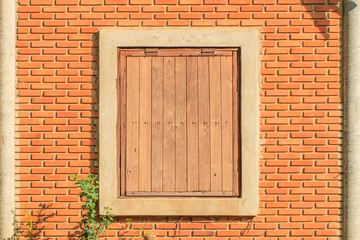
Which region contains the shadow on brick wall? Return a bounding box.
[65,2,343,236]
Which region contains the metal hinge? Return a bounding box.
[201,48,215,55]
[145,48,158,56]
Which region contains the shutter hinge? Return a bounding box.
[145,48,158,56]
[201,48,215,55]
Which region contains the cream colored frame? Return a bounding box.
[99,28,259,216]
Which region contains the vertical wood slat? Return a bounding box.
[119,51,127,197]
[232,51,240,196]
[221,56,233,192]
[187,57,199,192]
[198,57,211,192]
[175,57,187,192]
[151,57,164,192]
[138,57,152,192]
[163,57,176,192]
[209,56,222,192]
[126,57,140,192]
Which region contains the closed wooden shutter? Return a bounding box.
[117,48,240,197]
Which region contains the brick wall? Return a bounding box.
[16,0,342,239]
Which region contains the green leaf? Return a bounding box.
[75,173,113,239]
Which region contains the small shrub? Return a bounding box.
[73,174,114,240]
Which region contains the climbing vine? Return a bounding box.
[73,174,114,240]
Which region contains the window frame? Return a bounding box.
[99,28,259,216]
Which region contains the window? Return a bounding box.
[99,29,259,216]
[118,48,240,197]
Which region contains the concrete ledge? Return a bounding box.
[99,28,260,216]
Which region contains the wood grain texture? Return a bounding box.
[175,57,187,192]
[186,57,199,192]
[232,51,240,196]
[126,191,234,197]
[163,57,176,192]
[126,57,140,192]
[151,57,164,192]
[118,51,127,197]
[119,48,235,57]
[139,57,152,192]
[221,56,233,192]
[198,57,211,192]
[209,56,223,192]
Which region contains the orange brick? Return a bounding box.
[155,0,177,3]
[19,6,42,12]
[14,0,343,236]
[130,0,152,4]
[105,0,127,3]
[204,0,226,4]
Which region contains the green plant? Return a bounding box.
[22,204,34,240]
[126,218,156,240]
[73,174,114,240]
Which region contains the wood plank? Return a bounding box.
[126,191,234,197]
[163,57,176,192]
[209,56,222,192]
[138,57,152,192]
[187,57,199,192]
[198,57,211,192]
[221,56,233,192]
[232,51,240,196]
[120,48,236,57]
[118,50,127,197]
[151,57,164,192]
[126,57,140,192]
[175,57,187,192]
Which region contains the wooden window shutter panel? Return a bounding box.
[126,57,140,192]
[151,57,164,192]
[139,57,152,192]
[118,48,240,197]
[174,57,187,192]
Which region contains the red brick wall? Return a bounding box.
[16,0,342,239]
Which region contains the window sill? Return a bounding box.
[101,197,258,216]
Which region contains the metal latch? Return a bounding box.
[201,48,215,55]
[145,48,158,56]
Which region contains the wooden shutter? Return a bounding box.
[117,48,240,197]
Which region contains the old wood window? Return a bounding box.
[100,29,259,216]
[117,48,240,197]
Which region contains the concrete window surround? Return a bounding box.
[99,28,260,216]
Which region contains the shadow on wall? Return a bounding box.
[69,2,342,237]
[11,0,343,237]
[68,30,258,239]
[9,204,55,240]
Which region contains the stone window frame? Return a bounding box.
[99,28,259,216]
